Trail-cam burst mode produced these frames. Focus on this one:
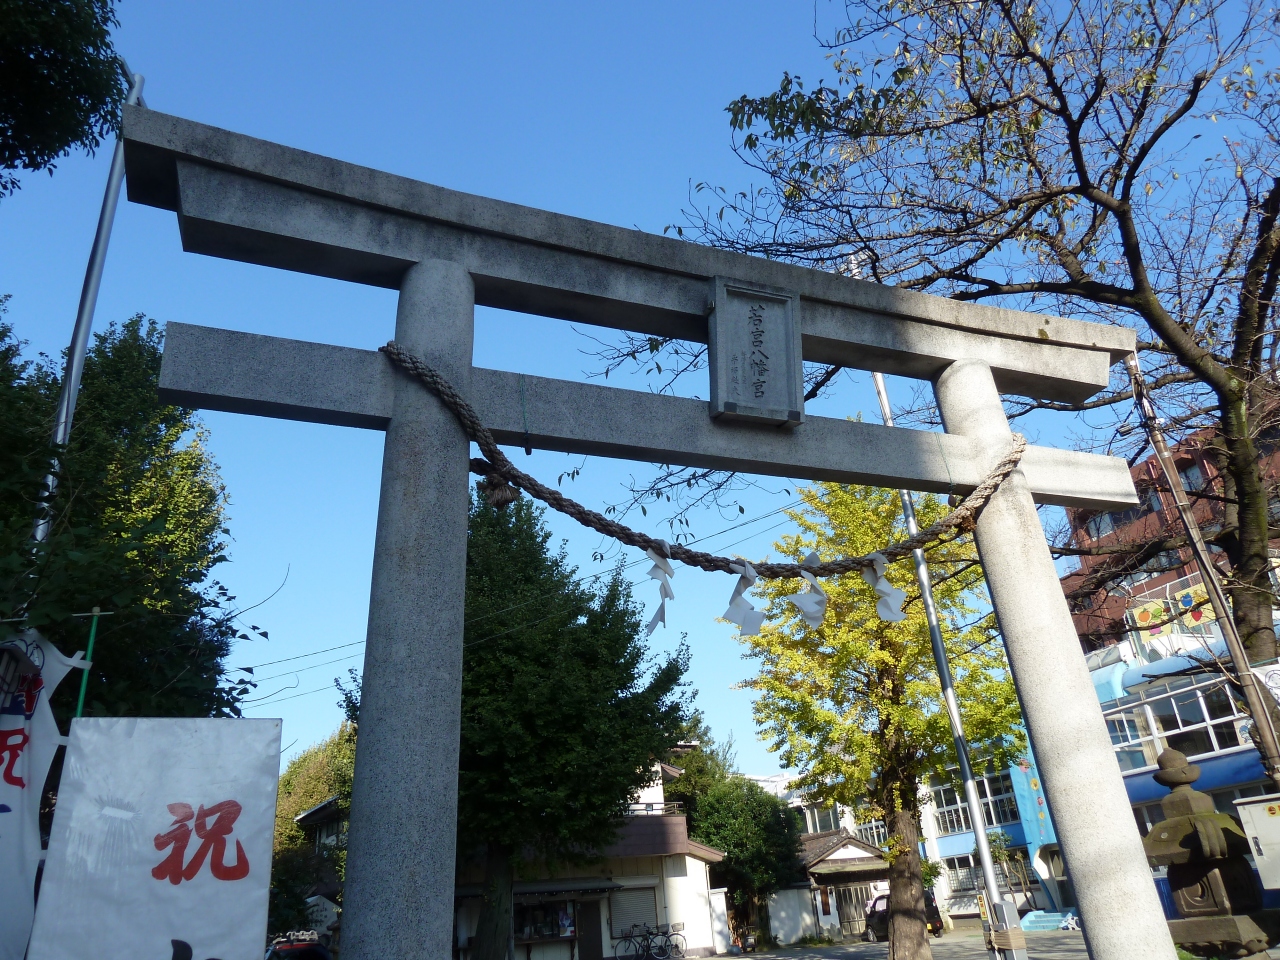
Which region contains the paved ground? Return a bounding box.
[750,929,1089,959]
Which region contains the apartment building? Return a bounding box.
[748,763,1064,931]
[1063,431,1280,885]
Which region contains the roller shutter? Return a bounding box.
[609,887,658,938]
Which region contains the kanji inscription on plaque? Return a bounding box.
[708,278,803,426]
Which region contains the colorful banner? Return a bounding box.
[0,631,82,960]
[27,717,281,960]
[1172,583,1215,629]
[1130,600,1170,637]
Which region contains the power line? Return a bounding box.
[234,639,364,673]
[232,500,804,675]
[464,497,804,627]
[242,682,337,709]
[244,651,364,685]
[238,498,807,703]
[460,519,793,655]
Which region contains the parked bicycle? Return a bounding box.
[616,922,682,959]
[665,922,686,957]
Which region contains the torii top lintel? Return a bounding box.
[121,106,1133,405]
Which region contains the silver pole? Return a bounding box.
[871,373,1006,909]
[33,72,145,543]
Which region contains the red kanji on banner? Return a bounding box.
[16,673,43,719]
[152,800,250,884]
[0,729,29,787]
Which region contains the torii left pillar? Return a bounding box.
[341,259,474,956]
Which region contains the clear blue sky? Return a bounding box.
[0,0,1073,773]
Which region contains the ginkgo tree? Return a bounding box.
[740,482,1024,960]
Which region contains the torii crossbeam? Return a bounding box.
[123,106,1175,960]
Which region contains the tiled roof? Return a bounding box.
[294,795,341,826]
[800,828,884,867]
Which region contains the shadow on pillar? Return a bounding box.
[1144,749,1280,958]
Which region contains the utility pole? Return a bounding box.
[872,373,1023,959]
[1125,354,1280,791]
[32,70,145,543]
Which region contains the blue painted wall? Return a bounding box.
[930,747,1059,901]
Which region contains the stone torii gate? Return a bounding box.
[121,106,1176,960]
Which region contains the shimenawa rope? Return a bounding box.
[379,341,1026,580]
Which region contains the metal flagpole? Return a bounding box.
[871,373,1009,931]
[73,606,113,718]
[32,69,146,543]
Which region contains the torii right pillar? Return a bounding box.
[935,359,1177,960]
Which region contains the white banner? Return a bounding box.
[0,631,82,960]
[1254,665,1280,708]
[28,717,281,960]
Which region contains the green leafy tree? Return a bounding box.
[743,483,1023,960]
[684,0,1280,662]
[462,493,689,960]
[978,830,1032,902]
[920,857,942,891]
[664,719,803,940]
[0,308,246,719]
[686,775,805,941]
[664,711,736,824]
[270,494,690,954]
[269,724,357,934]
[0,0,127,197]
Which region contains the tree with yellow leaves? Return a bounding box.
[742,483,1024,960]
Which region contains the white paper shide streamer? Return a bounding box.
[723,561,766,636]
[645,542,675,636]
[0,630,82,960]
[784,552,829,629]
[723,548,910,635]
[861,552,907,622]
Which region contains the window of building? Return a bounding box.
[944,855,977,891]
[1082,487,1162,540]
[1116,549,1186,590]
[943,849,1038,892]
[1178,462,1206,493]
[804,804,841,834]
[1131,802,1165,838]
[313,818,346,853]
[515,901,576,942]
[930,772,1020,836]
[1215,782,1271,812]
[1083,512,1115,540]
[1104,677,1248,773]
[852,820,888,848]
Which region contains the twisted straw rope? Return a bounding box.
[380,341,1026,579]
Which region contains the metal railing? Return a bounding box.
[625,802,685,816]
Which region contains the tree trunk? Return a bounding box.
[1220,404,1278,664]
[886,807,933,960]
[471,842,514,960]
[1008,853,1027,907]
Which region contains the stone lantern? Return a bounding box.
[1143,748,1280,958]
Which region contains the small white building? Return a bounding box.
[454,765,728,958]
[746,776,892,944]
